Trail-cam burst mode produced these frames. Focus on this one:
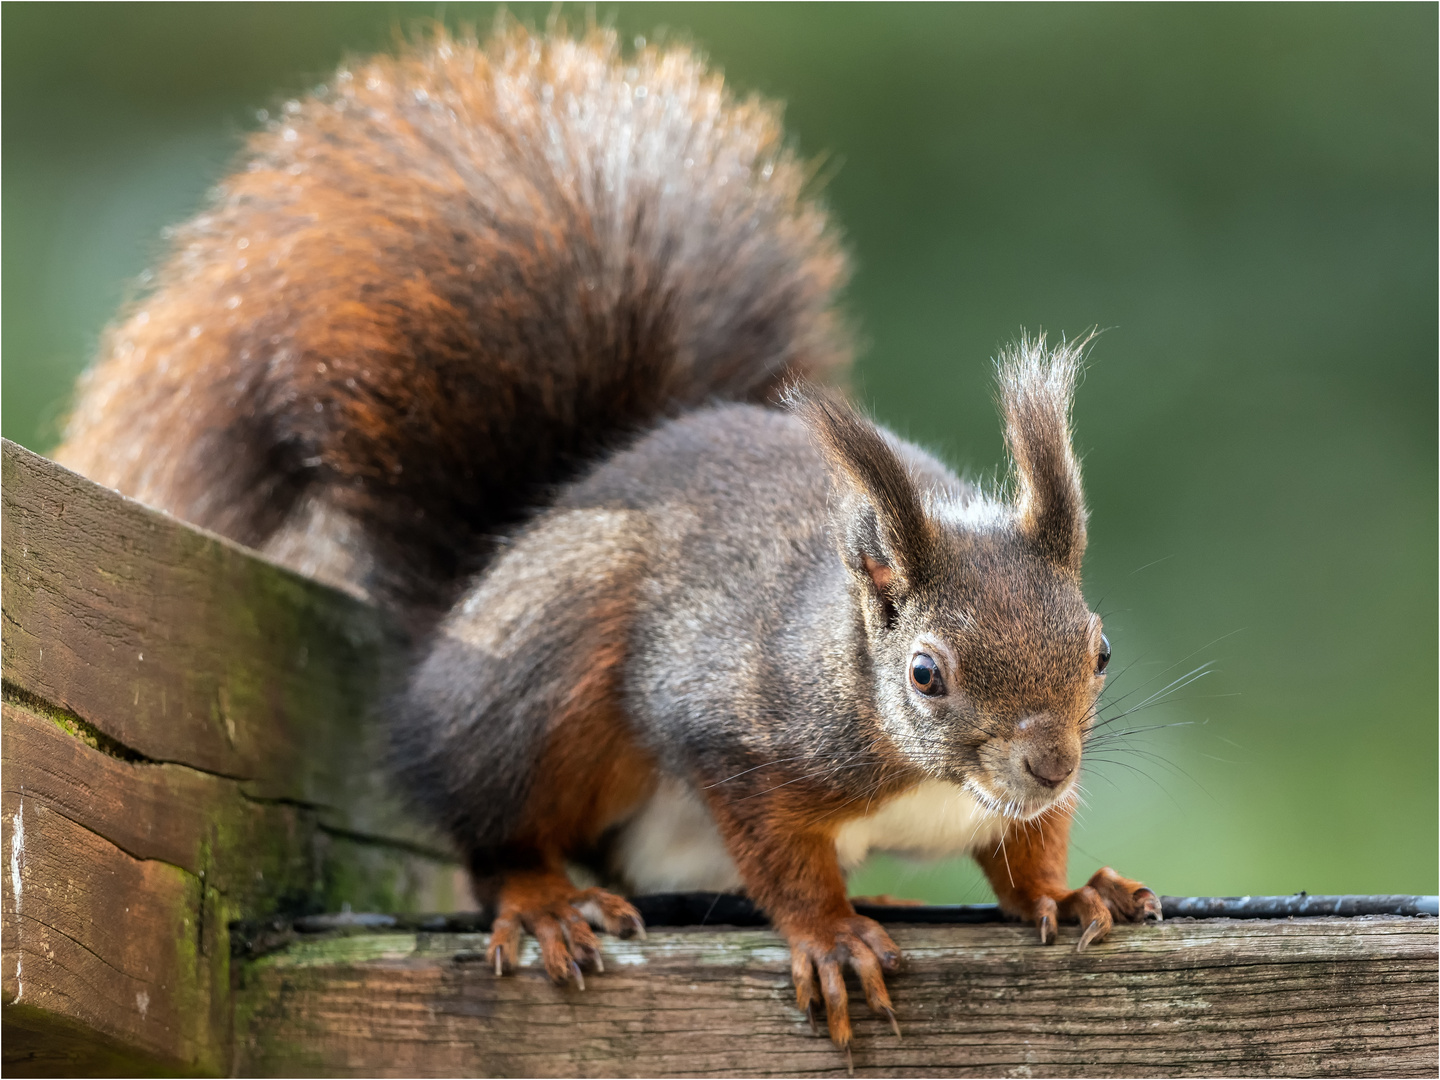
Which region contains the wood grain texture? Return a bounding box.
[0,701,469,1074]
[3,702,307,908]
[232,918,1439,1078]
[1,999,191,1079]
[1,439,468,1073]
[1,794,227,1073]
[0,439,420,845]
[1,702,467,918]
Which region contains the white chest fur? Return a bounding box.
[832,780,1006,870]
[610,776,744,893]
[610,776,1005,894]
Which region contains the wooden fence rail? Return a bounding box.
[2,438,466,1075]
[231,916,1437,1078]
[3,438,1437,1077]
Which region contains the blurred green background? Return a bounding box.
[4,3,1435,900]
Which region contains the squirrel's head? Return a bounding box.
[794,334,1104,820]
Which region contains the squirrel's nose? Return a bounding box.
[1024,756,1074,788]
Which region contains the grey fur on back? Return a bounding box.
[392,403,970,856]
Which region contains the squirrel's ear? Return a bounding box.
[788,388,934,621]
[998,333,1088,571]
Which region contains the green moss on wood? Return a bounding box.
[1,680,144,762]
[2,1002,199,1078]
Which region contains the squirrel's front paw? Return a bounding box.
[488,878,645,987]
[787,913,903,1057]
[1029,866,1161,950]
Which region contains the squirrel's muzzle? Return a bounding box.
[988,710,1081,813]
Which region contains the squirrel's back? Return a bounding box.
[56,27,850,613]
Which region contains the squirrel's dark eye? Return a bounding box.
[1096,633,1111,676]
[910,653,945,696]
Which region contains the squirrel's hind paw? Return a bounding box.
[486,878,645,987]
[573,887,647,940]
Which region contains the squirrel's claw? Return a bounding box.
[1138,888,1164,923]
[1019,866,1160,949]
[1067,884,1115,951]
[788,913,902,1054]
[531,916,578,985]
[1076,917,1106,952]
[574,888,647,940]
[485,913,523,975]
[1034,896,1059,945]
[880,1005,902,1039]
[1082,867,1160,925]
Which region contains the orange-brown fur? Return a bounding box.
[976,807,1158,947]
[483,627,657,988]
[703,790,902,1047]
[694,742,919,1047]
[514,595,658,858]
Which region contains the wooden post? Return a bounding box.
[1,440,465,1075]
[3,437,1437,1077]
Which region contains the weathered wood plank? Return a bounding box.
[3,702,309,911]
[0,439,422,846]
[232,918,1439,1078]
[1,438,470,1073]
[2,794,227,1074]
[1,999,190,1078]
[1,700,473,1074]
[1,702,469,918]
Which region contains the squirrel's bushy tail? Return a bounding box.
[56,26,851,612]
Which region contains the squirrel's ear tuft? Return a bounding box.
[787,387,933,620]
[997,333,1089,571]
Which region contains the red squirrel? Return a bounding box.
[56,27,1160,1054]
